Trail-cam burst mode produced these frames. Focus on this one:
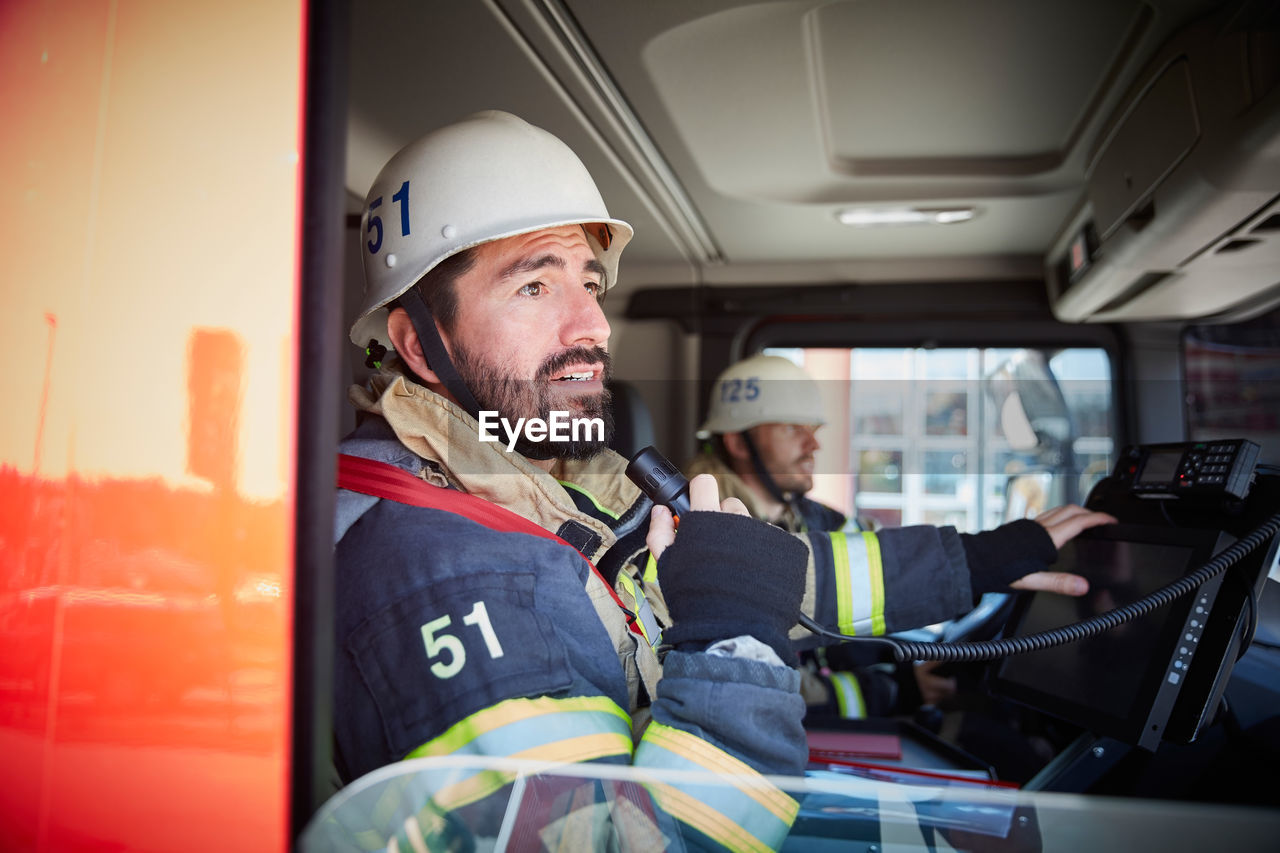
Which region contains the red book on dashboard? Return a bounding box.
[806,730,902,761]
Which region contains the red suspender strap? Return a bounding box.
[339,453,569,545]
[336,453,643,636]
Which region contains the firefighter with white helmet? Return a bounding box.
[331,111,815,849]
[686,353,1114,723]
[689,354,841,532]
[350,109,632,433]
[689,354,961,719]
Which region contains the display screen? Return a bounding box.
[1138,449,1182,485]
[989,524,1223,745]
[1068,231,1091,279]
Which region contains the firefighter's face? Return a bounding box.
[442,226,614,458]
[748,422,821,495]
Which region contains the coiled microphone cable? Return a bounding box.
[799,512,1280,663]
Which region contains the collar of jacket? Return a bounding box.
[684,449,812,532]
[350,361,645,563]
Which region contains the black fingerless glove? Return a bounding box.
[961,518,1058,595]
[656,511,809,661]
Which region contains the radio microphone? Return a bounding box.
[625,445,692,518]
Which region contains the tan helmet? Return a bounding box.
[349,110,634,349]
[697,354,827,437]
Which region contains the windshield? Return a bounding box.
[762,346,1114,531]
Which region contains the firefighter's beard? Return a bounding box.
[452,343,615,460]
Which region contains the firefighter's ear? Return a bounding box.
[722,431,751,464]
[386,307,443,385]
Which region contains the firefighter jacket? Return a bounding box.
[330,364,976,850]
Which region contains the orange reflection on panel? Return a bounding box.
[0,330,291,851]
[0,462,289,851]
[0,0,303,851]
[188,329,246,490]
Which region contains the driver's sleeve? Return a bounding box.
[794,525,974,642]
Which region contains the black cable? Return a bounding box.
[800,512,1280,663]
[797,613,904,656]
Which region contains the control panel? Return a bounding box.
[1111,439,1260,501]
[1165,576,1220,689]
[1145,571,1227,750]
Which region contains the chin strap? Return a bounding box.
[395,286,482,421]
[392,287,561,460]
[742,429,797,508]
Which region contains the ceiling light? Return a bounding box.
[836,206,978,227]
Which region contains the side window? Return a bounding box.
[1184,306,1280,467]
[764,346,1114,532]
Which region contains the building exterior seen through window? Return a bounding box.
[764,346,1114,533]
[1184,306,1280,468]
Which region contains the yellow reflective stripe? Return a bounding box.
[402,816,430,853]
[863,531,886,635]
[557,480,620,519]
[511,731,631,763]
[832,532,888,637]
[643,551,658,584]
[641,724,797,822]
[431,732,634,811]
[638,724,798,852]
[646,782,774,853]
[405,695,632,758]
[430,769,513,812]
[618,572,638,606]
[617,574,651,644]
[619,573,662,647]
[829,671,866,719]
[830,532,854,635]
[400,696,634,812]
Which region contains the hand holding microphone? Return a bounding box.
[627,446,807,660]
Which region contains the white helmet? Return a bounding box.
[697,354,827,437]
[349,110,634,349]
